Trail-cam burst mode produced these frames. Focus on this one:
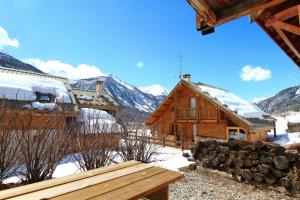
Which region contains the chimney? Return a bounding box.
[183,74,191,82]
[95,80,103,93]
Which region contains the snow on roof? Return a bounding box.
[286,112,300,123]
[196,83,264,120]
[0,71,71,103]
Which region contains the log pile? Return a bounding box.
[191,139,300,193]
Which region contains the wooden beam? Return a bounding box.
[196,12,201,30]
[274,26,300,59]
[217,0,287,25]
[273,20,300,35]
[298,5,300,26]
[265,5,299,27]
[188,0,217,26]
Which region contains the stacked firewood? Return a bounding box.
[192,139,300,192]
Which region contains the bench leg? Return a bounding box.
[146,186,169,200]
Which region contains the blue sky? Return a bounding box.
[0,0,299,101]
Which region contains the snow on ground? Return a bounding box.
[151,147,194,171]
[197,84,264,119]
[4,146,192,184]
[0,72,71,103]
[268,112,300,146]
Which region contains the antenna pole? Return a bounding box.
[179,53,182,79]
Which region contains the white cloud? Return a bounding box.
[240,65,271,81]
[23,58,106,80]
[0,26,19,49]
[136,61,144,68]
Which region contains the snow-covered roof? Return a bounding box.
[0,69,71,103]
[194,82,265,120]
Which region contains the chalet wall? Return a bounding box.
[248,130,268,142]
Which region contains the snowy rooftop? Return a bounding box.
[0,71,71,103]
[194,82,265,120]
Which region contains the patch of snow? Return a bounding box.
[139,84,169,96]
[79,108,123,133]
[77,95,93,101]
[198,84,264,119]
[0,72,71,103]
[31,102,56,110]
[296,88,300,96]
[151,146,194,171]
[268,114,300,146]
[4,146,191,184]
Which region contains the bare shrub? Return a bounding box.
[285,167,300,194]
[117,123,159,163]
[73,109,119,171]
[18,110,74,184]
[0,103,21,186]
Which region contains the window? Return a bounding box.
[229,129,238,139]
[228,128,247,141]
[40,95,50,101]
[240,129,246,141]
[36,92,54,103]
[191,98,196,108]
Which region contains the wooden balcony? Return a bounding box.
[176,107,218,121]
[176,108,198,120]
[199,107,218,121]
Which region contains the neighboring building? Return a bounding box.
[288,122,300,133]
[146,74,275,146]
[0,67,119,130]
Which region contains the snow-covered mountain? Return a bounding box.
[255,85,300,114]
[139,84,169,96]
[0,51,43,73]
[72,75,163,113]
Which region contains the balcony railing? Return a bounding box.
[176,107,218,121]
[176,108,198,120]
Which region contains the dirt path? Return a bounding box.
[170,167,298,200]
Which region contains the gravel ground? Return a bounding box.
[169,166,299,200]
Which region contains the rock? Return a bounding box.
[274,145,286,155]
[183,152,190,157]
[274,156,289,170]
[271,168,284,178]
[258,164,271,175]
[254,173,264,183]
[254,141,265,149]
[241,169,253,181]
[189,163,197,171]
[228,138,239,149]
[265,174,276,184]
[188,157,196,162]
[244,158,253,168]
[285,152,298,162]
[249,151,259,160]
[229,151,237,160]
[234,158,243,168]
[238,150,248,159]
[217,153,226,163]
[259,156,268,164]
[279,177,290,189]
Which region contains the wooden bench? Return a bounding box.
[0,161,183,200]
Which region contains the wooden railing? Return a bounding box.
[176,108,198,120]
[127,133,195,150]
[176,107,218,121]
[199,107,218,120]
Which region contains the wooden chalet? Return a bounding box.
[0,67,119,130]
[288,122,300,132]
[146,74,275,146]
[187,0,300,68]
